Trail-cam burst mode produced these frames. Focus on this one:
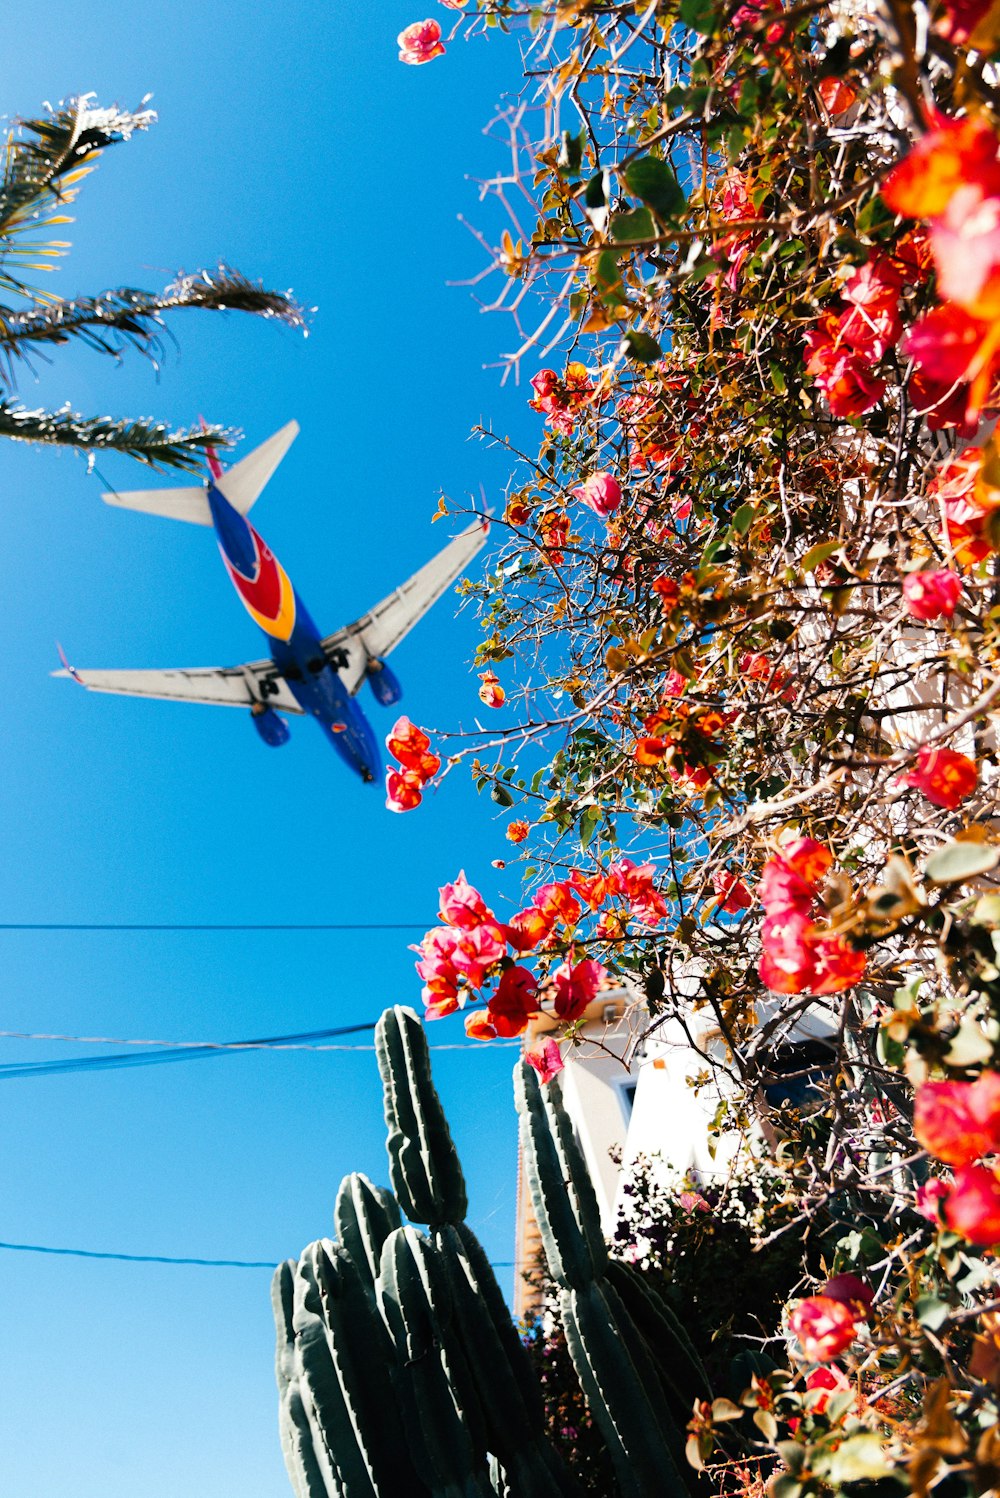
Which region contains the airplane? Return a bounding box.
[54,421,488,783]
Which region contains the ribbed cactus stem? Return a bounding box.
[292,1246,379,1497]
[376,1227,494,1497]
[333,1172,402,1294]
[376,1006,467,1226]
[271,1260,330,1498]
[513,1062,604,1289]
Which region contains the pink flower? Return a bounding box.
[789,1295,860,1362]
[945,1163,1000,1244]
[916,1177,951,1222]
[398,19,446,64]
[573,472,622,518]
[450,922,507,988]
[902,569,962,621]
[552,957,607,1021]
[438,871,491,930]
[532,881,582,929]
[386,717,441,779]
[758,909,819,993]
[525,1037,564,1083]
[903,745,978,809]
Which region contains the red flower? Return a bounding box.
[552,957,607,1021]
[398,18,446,63]
[903,745,978,808]
[488,965,539,1038]
[759,910,819,993]
[712,870,754,912]
[822,1274,873,1316]
[805,1364,850,1414]
[789,1295,860,1362]
[387,717,441,778]
[931,446,995,561]
[525,1037,564,1083]
[902,569,962,620]
[810,934,868,995]
[386,767,424,813]
[914,1072,1000,1165]
[818,77,857,116]
[945,1163,1000,1244]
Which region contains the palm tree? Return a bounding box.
[0,95,304,468]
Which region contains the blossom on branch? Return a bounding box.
[398,19,446,63]
[903,746,978,809]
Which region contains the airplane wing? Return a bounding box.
[322,519,488,694]
[53,658,304,712]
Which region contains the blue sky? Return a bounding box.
[0,5,540,1494]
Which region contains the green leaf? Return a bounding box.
[623,155,686,219]
[732,503,755,534]
[584,171,609,209]
[490,784,515,808]
[558,128,584,176]
[924,840,1000,885]
[679,0,718,33]
[621,328,662,364]
[591,250,628,306]
[610,207,655,243]
[800,539,841,573]
[580,804,602,850]
[826,1433,894,1484]
[915,1295,951,1332]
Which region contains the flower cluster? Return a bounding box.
[914,1072,1000,1245]
[528,363,594,436]
[758,838,866,995]
[384,717,440,813]
[884,115,1000,425]
[902,745,978,810]
[397,18,445,64]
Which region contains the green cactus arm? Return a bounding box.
[432,1226,581,1497]
[376,1007,467,1226]
[292,1249,379,1498]
[560,1281,691,1498]
[311,1240,431,1497]
[532,1070,607,1271]
[513,1062,602,1289]
[334,1173,402,1294]
[453,1223,548,1427]
[603,1259,710,1405]
[273,1261,332,1498]
[377,1227,494,1496]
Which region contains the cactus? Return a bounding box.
[514,1060,699,1497]
[272,1006,709,1497]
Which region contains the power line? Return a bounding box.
[0,1022,520,1079]
[0,922,428,932]
[0,1239,516,1271]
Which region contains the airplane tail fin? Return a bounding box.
[101,420,300,526]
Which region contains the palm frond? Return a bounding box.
[0,266,306,376]
[0,398,233,471]
[0,96,155,296]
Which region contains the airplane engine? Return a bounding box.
[251,706,291,747]
[366,660,402,707]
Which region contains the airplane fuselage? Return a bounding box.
[207,482,380,781]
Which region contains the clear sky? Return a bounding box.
[0,6,538,1494]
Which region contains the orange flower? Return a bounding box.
[385,767,424,813]
[903,745,978,808]
[464,1010,498,1041]
[478,671,505,709]
[818,76,857,116]
[506,820,530,844]
[634,735,670,765]
[882,115,1000,221]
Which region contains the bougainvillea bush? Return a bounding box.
[391,0,1000,1488]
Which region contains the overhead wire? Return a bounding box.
[0,1239,517,1270]
[0,1021,519,1079]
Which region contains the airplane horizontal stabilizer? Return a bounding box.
[101,485,213,525]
